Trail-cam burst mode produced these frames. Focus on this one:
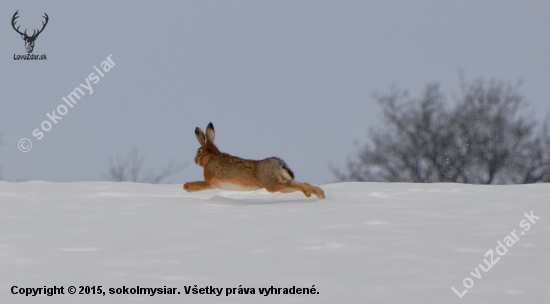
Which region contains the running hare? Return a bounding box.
[184,123,325,199]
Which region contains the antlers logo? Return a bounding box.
[11,10,49,54]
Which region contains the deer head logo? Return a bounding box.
[11,11,49,54]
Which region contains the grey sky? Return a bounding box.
[2,1,549,184]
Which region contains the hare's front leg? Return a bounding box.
[184,181,213,192]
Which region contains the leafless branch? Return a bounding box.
[334,78,550,184]
[103,147,186,184]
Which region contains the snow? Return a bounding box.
[1,181,548,303]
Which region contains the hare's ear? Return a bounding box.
[195,127,206,147]
[205,122,215,143]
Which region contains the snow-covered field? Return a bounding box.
[1,181,548,303]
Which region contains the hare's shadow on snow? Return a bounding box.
[205,195,321,206]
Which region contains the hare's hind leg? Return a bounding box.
[259,159,325,199]
[265,180,325,199]
[184,181,213,192]
[308,184,325,199]
[288,181,325,199]
[279,188,298,193]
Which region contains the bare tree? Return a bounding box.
[333,78,550,184]
[103,147,186,183]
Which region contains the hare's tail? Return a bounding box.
[276,158,294,181]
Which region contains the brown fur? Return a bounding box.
[183,123,325,199]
